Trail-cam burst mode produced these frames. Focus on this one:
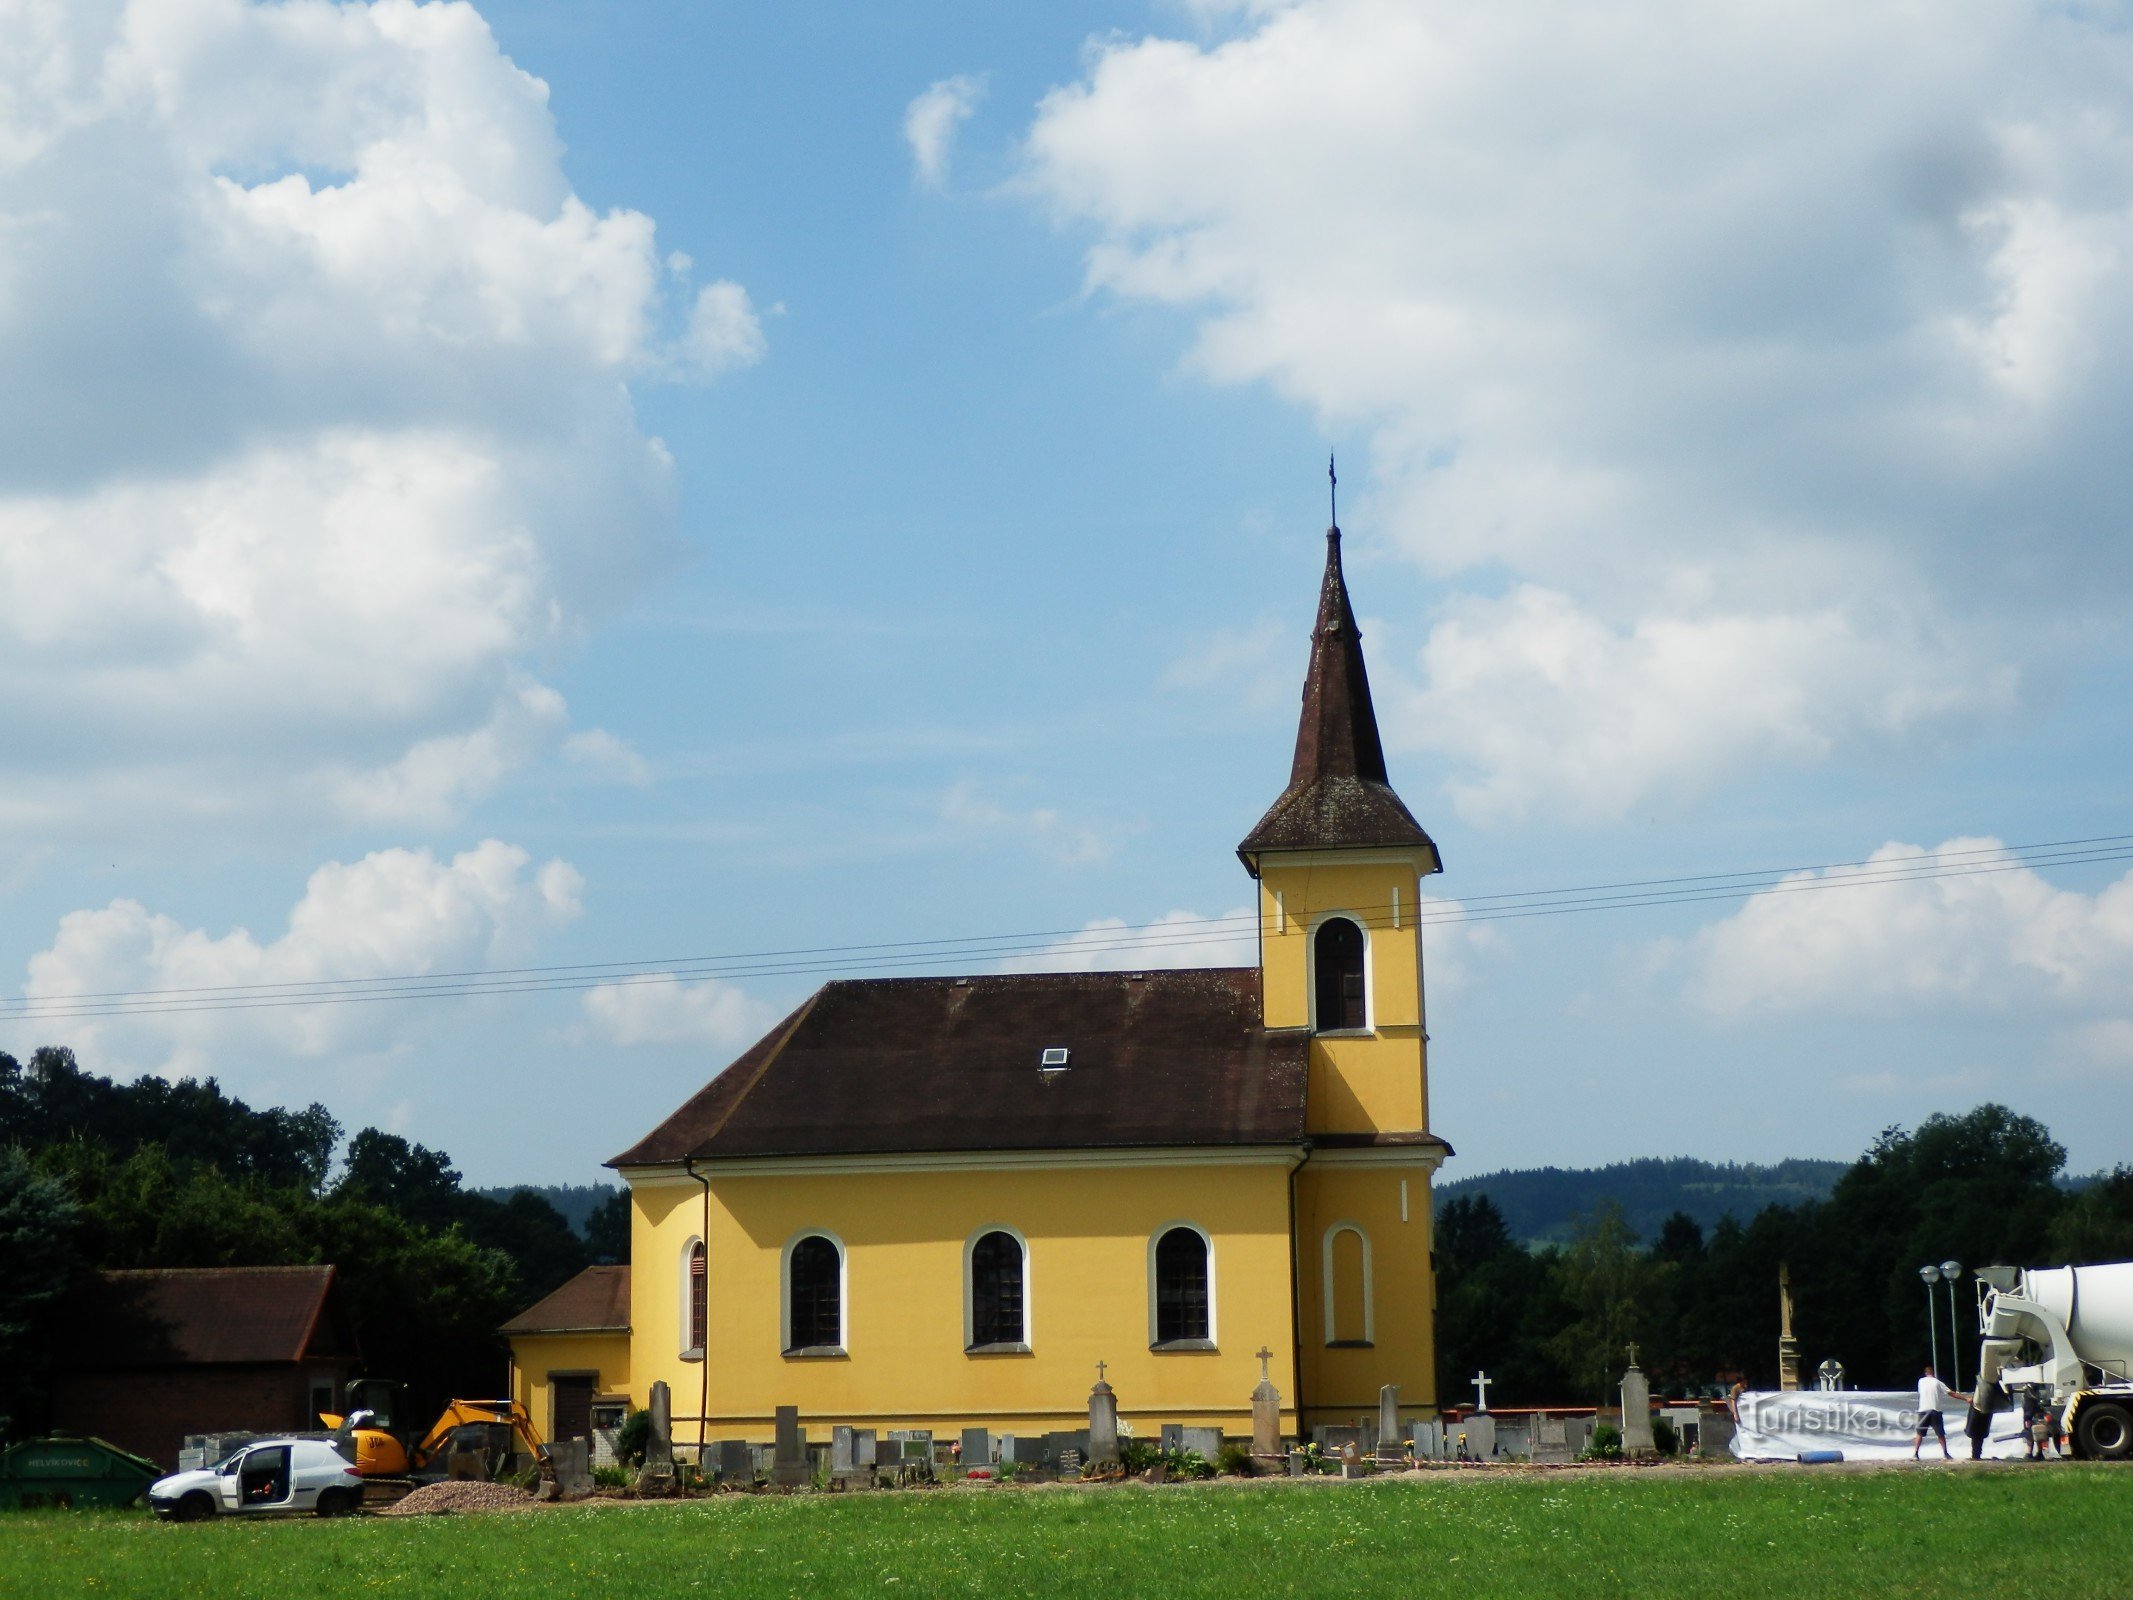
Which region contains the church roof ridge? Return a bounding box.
[607,965,1308,1167]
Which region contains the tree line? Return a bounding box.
[1436,1103,2133,1407]
[0,1047,628,1438]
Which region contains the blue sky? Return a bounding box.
[4,0,2132,1185]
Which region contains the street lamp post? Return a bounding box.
[1920,1263,1943,1377]
[1942,1261,1965,1390]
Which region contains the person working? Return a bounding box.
[1912,1366,1969,1462]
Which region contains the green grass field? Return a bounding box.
[8,1467,2130,1600]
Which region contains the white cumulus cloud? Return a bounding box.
[0,0,761,840]
[905,74,985,189]
[14,839,583,1073]
[1023,0,2133,821]
[582,976,778,1051]
[1681,838,2133,1019]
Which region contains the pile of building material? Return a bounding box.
[380,1480,536,1517]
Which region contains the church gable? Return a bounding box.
[610,968,1310,1167]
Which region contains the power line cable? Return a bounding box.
[2,830,2127,1024]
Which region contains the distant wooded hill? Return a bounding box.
[1437,1157,1850,1245]
[475,1181,620,1238]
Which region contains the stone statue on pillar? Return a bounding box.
[1778,1263,1802,1392]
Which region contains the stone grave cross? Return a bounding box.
[1625,1342,1640,1367]
[1256,1346,1273,1382]
[1470,1371,1493,1411]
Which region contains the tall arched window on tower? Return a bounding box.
[1323,1223,1373,1347]
[785,1234,844,1353]
[1152,1225,1212,1346]
[967,1230,1027,1350]
[686,1240,707,1354]
[1314,916,1367,1031]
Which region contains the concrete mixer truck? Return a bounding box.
[1973,1261,2133,1460]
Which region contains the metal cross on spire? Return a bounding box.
[1329,451,1339,529]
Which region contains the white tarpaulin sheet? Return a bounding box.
[1731,1391,2032,1461]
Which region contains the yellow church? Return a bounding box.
[504,520,1453,1457]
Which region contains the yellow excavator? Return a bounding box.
[322,1379,554,1502]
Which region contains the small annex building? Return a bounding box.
[50,1265,358,1471]
[500,1264,632,1456]
[510,522,1454,1452]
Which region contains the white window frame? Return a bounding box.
[1320,1221,1375,1346]
[1307,911,1374,1035]
[962,1225,1032,1352]
[1146,1220,1218,1350]
[779,1228,848,1356]
[678,1234,706,1359]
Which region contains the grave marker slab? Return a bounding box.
[1620,1363,1656,1456]
[772,1406,810,1487]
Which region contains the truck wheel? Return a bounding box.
[2075,1399,2133,1461]
[315,1488,357,1517]
[173,1492,216,1522]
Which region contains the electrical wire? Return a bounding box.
[2,830,2128,1024]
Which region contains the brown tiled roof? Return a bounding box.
[500,1265,631,1336]
[609,968,1311,1167]
[1239,528,1441,871]
[61,1266,352,1371]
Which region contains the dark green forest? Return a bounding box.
[1437,1105,2133,1406]
[1436,1156,1849,1245]
[0,1047,629,1438]
[7,1044,2133,1434]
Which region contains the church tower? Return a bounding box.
[1243,520,1449,1428]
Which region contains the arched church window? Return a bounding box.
[1314,917,1367,1031]
[786,1234,843,1352]
[968,1230,1027,1349]
[687,1239,707,1353]
[1153,1226,1212,1346]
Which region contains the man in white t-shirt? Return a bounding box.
[1913,1367,1969,1461]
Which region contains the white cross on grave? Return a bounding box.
[1471,1371,1493,1412]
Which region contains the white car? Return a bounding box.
[149,1438,368,1520]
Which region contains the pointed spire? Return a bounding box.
[1237,507,1440,875]
[1287,525,1390,789]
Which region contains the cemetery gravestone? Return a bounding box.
[1461,1414,1496,1459]
[1179,1426,1222,1461]
[1376,1385,1405,1466]
[1700,1408,1736,1459]
[708,1440,753,1482]
[1088,1368,1120,1469]
[1620,1356,1656,1456]
[1532,1415,1572,1464]
[547,1439,593,1501]
[960,1428,992,1470]
[1252,1345,1283,1461]
[1410,1420,1441,1460]
[635,1380,676,1494]
[772,1406,810,1488]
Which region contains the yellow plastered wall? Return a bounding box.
[508,1331,632,1443]
[1292,1162,1438,1428]
[1255,851,1432,1136]
[624,1158,1300,1444]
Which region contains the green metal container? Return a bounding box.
[0,1434,161,1510]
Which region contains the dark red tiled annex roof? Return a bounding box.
[1239,527,1440,871]
[62,1266,353,1370]
[609,968,1311,1167]
[501,1265,631,1336]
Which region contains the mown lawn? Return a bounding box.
[8,1466,2130,1600]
